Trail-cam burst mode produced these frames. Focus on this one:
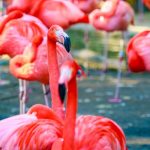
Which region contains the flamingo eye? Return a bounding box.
[77,69,82,77]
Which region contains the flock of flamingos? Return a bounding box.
[0,0,149,149]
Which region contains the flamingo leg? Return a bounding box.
[122,31,129,72]
[83,27,89,75]
[109,34,124,103]
[19,79,28,114]
[42,84,50,106]
[0,57,9,85]
[114,51,123,101]
[101,32,109,80]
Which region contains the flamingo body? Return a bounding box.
[71,0,99,14]
[56,60,127,150]
[143,0,150,9]
[74,116,126,150]
[0,11,47,57]
[7,0,88,29]
[89,1,134,32]
[126,30,150,72]
[0,110,63,149]
[9,39,72,84]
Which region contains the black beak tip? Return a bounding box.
[58,83,66,103]
[64,36,71,53]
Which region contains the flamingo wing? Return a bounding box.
[126,30,150,72]
[75,115,127,150]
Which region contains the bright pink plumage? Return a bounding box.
[126,30,150,72]
[143,0,150,9]
[9,41,73,84]
[0,10,47,57]
[0,105,63,149]
[75,116,126,150]
[55,60,127,150]
[7,0,89,29]
[0,25,73,150]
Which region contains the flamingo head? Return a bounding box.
[58,60,85,102]
[48,25,71,52]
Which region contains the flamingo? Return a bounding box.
[6,0,89,29]
[89,0,134,101]
[9,25,72,118]
[89,0,134,70]
[52,60,127,150]
[0,10,51,113]
[0,25,72,149]
[126,30,150,73]
[143,0,150,9]
[9,24,73,117]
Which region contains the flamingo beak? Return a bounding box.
[58,66,72,103]
[58,83,66,103]
[56,30,71,52]
[63,33,71,53]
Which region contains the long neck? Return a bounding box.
[0,11,23,34]
[63,77,78,150]
[47,38,64,118]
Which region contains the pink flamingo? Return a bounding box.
[0,25,72,149]
[6,0,89,29]
[0,10,50,113]
[143,0,150,9]
[52,59,127,150]
[126,30,150,72]
[89,0,134,101]
[89,0,134,71]
[9,25,73,117]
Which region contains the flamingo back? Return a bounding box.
[126,30,150,72]
[74,115,127,150]
[0,19,45,57]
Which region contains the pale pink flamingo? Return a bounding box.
[6,0,89,29]
[52,59,127,150]
[89,0,134,102]
[126,30,150,73]
[89,0,134,72]
[0,10,49,113]
[0,104,63,149]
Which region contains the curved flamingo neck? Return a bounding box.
[47,37,65,119]
[0,10,23,34]
[63,77,78,150]
[100,0,119,17]
[27,104,63,124]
